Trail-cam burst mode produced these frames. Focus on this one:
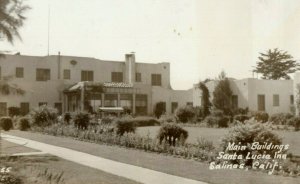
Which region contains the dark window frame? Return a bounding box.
[111,72,123,82]
[36,68,50,81]
[135,72,142,82]
[16,67,24,78]
[81,70,94,81]
[63,69,71,80]
[151,74,162,86]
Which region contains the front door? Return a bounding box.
[257,94,265,111]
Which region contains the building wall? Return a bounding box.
[193,78,293,115]
[0,54,191,115]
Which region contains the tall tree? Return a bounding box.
[212,71,233,114]
[253,48,300,80]
[0,0,30,44]
[198,82,210,117]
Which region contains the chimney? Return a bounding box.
[125,52,136,84]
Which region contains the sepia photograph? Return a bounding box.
[0,0,300,183]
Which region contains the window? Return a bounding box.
[136,94,147,115]
[54,102,62,115]
[171,102,178,113]
[36,68,50,81]
[257,94,265,111]
[0,102,7,116]
[186,102,193,106]
[20,102,29,116]
[39,102,47,106]
[273,94,279,106]
[104,94,118,107]
[290,95,294,105]
[81,70,94,81]
[136,73,141,82]
[16,67,24,78]
[63,69,70,80]
[232,95,238,109]
[111,72,123,82]
[151,74,162,86]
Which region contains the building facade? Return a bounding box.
[193,78,294,115]
[0,53,193,116]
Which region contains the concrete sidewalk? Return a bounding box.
[2,134,207,184]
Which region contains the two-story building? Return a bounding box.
[0,53,193,116]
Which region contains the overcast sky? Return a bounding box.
[1,0,300,89]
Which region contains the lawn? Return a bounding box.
[0,154,141,184]
[136,126,300,155]
[5,130,300,184]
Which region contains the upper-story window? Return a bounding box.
[290,95,294,105]
[63,69,71,80]
[151,74,161,86]
[16,67,24,78]
[136,73,141,82]
[81,70,94,81]
[36,68,50,81]
[111,72,123,82]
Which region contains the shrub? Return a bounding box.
[221,119,282,166]
[232,107,249,115]
[175,106,196,123]
[30,105,58,127]
[0,117,13,131]
[101,116,115,125]
[8,106,20,117]
[64,112,71,124]
[159,115,176,124]
[18,117,30,131]
[234,114,250,123]
[157,123,188,146]
[269,113,293,125]
[154,102,166,119]
[287,117,300,131]
[218,116,229,128]
[132,116,160,127]
[251,111,269,123]
[74,112,90,130]
[114,118,136,135]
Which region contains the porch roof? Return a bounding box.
[64,81,133,92]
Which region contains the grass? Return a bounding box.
[4,130,300,184]
[136,126,300,155]
[0,154,141,184]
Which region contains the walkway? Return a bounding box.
[2,134,207,184]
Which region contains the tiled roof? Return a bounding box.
[103,82,133,88]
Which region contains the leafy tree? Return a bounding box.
[212,71,233,115]
[0,0,30,44]
[253,48,300,80]
[198,82,211,117]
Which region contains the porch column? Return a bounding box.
[101,93,104,107]
[132,93,136,115]
[80,85,85,111]
[117,93,121,107]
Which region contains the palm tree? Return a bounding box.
[0,0,30,44]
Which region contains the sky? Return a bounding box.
[1,0,300,89]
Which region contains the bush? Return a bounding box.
[232,107,248,115]
[157,123,188,146]
[8,106,20,117]
[221,119,282,166]
[287,117,300,131]
[132,116,160,127]
[159,115,176,124]
[30,105,58,127]
[269,113,293,125]
[154,102,166,119]
[203,109,229,128]
[18,117,30,131]
[175,106,196,123]
[251,111,269,123]
[74,112,90,130]
[114,118,136,135]
[0,117,13,131]
[234,114,250,123]
[64,112,71,124]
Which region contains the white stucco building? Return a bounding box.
[193,78,294,115]
[0,53,193,116]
